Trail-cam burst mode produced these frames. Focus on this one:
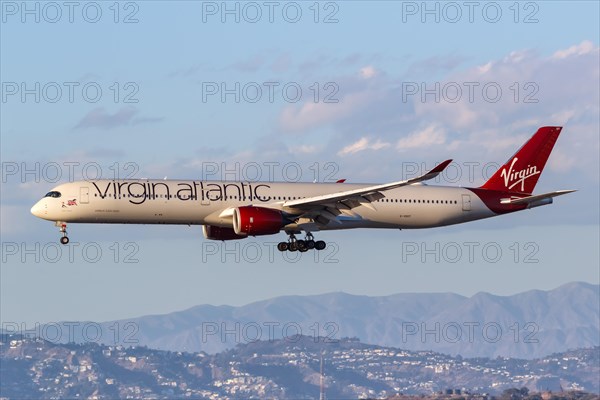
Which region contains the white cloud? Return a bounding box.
[552,40,597,59]
[338,137,390,156]
[296,145,319,154]
[339,137,369,155]
[273,41,596,181]
[371,139,390,150]
[503,50,528,64]
[279,91,375,133]
[549,109,577,125]
[396,125,446,151]
[360,65,377,79]
[478,132,528,153]
[548,149,577,172]
[477,62,492,74]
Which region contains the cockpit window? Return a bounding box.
[44,191,62,198]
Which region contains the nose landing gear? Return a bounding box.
[277,232,326,252]
[57,222,69,245]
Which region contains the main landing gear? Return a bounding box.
[277,232,326,252]
[57,222,69,245]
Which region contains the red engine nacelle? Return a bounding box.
[233,206,284,236]
[202,225,247,241]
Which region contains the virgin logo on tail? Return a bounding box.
[500,157,540,192]
[480,126,561,194]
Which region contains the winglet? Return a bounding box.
[336,179,346,183]
[420,159,452,181]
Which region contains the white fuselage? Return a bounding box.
[30,179,496,231]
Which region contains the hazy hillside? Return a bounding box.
[2,334,598,399]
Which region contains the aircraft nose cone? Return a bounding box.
[31,201,45,218]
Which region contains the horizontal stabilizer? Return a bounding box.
[500,190,576,207]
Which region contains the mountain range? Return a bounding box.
[31,281,600,359]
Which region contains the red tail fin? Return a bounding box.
[480,126,563,194]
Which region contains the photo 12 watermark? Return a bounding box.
[197,161,340,183]
[401,241,540,264]
[2,321,139,345]
[200,1,340,24]
[2,81,140,104]
[201,241,340,264]
[1,161,140,183]
[1,241,141,264]
[201,321,339,344]
[400,321,539,344]
[401,81,539,104]
[400,1,540,24]
[1,1,140,24]
[201,81,339,104]
[399,161,501,185]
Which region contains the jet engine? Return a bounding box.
[232,206,285,236]
[202,225,246,241]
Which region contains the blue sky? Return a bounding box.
[1,1,599,325]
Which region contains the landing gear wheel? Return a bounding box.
[306,240,315,250]
[288,241,298,252]
[296,240,307,251]
[315,240,326,251]
[60,236,69,245]
[277,242,289,252]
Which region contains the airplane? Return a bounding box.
[31,126,575,252]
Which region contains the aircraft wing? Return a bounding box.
[283,160,453,224]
